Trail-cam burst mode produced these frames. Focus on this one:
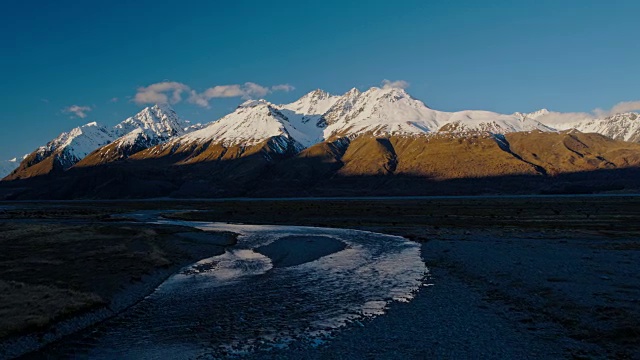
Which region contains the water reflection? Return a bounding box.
[39,217,427,358]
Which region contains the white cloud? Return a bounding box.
[201,85,244,98]
[535,111,595,125]
[271,84,295,92]
[532,99,640,125]
[110,97,119,103]
[382,79,410,89]
[133,81,190,105]
[187,90,210,108]
[134,81,294,108]
[594,100,640,117]
[242,82,270,99]
[63,105,92,119]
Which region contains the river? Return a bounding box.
[36,213,428,358]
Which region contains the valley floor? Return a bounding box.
[2,196,640,358]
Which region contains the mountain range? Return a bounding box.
[2,86,640,199]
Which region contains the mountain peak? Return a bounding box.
[301,89,332,100]
[239,99,271,109]
[115,102,185,138]
[366,86,411,99]
[529,108,550,118]
[605,111,639,119]
[151,103,175,112]
[513,109,551,121]
[342,87,360,97]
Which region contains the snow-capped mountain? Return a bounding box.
[5,104,195,179]
[33,122,116,169]
[565,112,640,142]
[129,87,640,167]
[514,110,640,142]
[5,85,640,183]
[157,86,554,155]
[113,103,187,138]
[279,89,342,144]
[280,89,340,123]
[319,87,552,138]
[75,104,203,166]
[5,85,640,199]
[149,99,310,158]
[514,109,551,121]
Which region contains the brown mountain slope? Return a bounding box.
[505,131,640,175]
[333,134,541,178]
[75,132,164,168]
[3,131,640,199]
[4,150,66,181]
[338,137,398,176]
[267,138,349,185]
[389,134,540,178]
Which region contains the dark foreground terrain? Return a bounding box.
[1,196,640,358]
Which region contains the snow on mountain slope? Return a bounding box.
[35,122,117,169]
[513,109,551,121]
[321,87,439,138]
[568,113,640,142]
[175,99,309,150]
[6,86,640,181]
[280,89,340,120]
[319,87,552,139]
[114,103,187,138]
[320,88,363,127]
[7,104,196,178]
[520,110,640,142]
[278,89,341,144]
[149,87,565,159]
[440,110,555,134]
[49,104,191,164]
[77,104,200,165]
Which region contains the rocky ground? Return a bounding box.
[0,207,236,359]
[166,196,640,359]
[2,196,640,359]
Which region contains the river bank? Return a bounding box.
[2,196,640,358]
[0,218,237,359]
[165,196,640,358]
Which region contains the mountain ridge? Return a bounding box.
[3,86,640,199]
[4,104,197,180]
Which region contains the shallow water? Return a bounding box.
[38,214,427,358]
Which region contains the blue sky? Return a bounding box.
[1,0,639,160]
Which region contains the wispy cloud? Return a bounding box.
[201,85,244,98]
[533,99,640,125]
[63,105,92,119]
[594,100,640,117]
[535,111,594,125]
[271,84,295,92]
[242,82,270,98]
[134,81,190,105]
[40,98,49,104]
[110,97,119,103]
[134,81,295,108]
[381,79,410,89]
